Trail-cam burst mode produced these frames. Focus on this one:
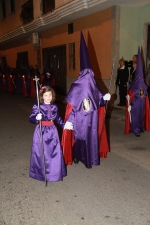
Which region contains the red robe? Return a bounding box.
[22,75,28,97]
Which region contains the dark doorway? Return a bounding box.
[17,52,28,71]
[1,56,7,69]
[43,45,66,95]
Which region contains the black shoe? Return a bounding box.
[85,165,92,169]
[135,134,140,137]
[73,158,79,164]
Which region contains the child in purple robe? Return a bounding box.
[29,86,67,182]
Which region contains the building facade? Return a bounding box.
[0,0,150,99]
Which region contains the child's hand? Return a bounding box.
[64,121,74,130]
[36,113,42,121]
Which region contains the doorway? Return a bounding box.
[146,24,150,66]
[43,44,66,95]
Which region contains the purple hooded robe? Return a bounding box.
[125,47,150,135]
[62,32,109,168]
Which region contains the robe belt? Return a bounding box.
[41,121,54,126]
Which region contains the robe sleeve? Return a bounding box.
[29,105,39,124]
[98,107,110,158]
[54,105,65,128]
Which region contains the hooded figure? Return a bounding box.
[4,66,10,92]
[0,66,3,91]
[25,66,31,97]
[41,56,53,88]
[124,47,150,136]
[25,65,36,98]
[62,31,110,168]
[14,68,22,95]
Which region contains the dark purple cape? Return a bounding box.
[65,69,107,167]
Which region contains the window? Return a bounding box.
[41,0,55,15]
[69,43,75,70]
[0,0,6,19]
[146,25,150,67]
[9,0,15,13]
[20,0,33,25]
[68,23,73,34]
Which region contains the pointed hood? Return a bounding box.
[128,47,148,96]
[80,31,92,71]
[66,31,104,109]
[135,47,144,79]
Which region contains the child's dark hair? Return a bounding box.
[39,86,56,103]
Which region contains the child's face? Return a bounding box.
[43,91,52,104]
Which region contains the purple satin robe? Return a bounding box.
[127,47,148,135]
[130,94,145,134]
[29,103,66,182]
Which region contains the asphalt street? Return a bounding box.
[0,92,150,225]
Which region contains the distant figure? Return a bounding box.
[42,71,53,87]
[115,58,129,106]
[124,48,150,137]
[14,69,22,95]
[128,61,136,85]
[33,65,40,78]
[0,66,3,91]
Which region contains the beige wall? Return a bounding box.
[40,8,113,79]
[0,7,115,92]
[0,0,26,36]
[55,0,74,9]
[0,0,42,36]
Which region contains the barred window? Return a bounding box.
[20,0,33,25]
[41,0,55,15]
[9,0,15,13]
[69,43,75,70]
[0,0,6,19]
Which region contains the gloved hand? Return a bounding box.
[103,93,111,101]
[36,113,42,121]
[64,121,74,130]
[126,95,130,100]
[128,105,131,112]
